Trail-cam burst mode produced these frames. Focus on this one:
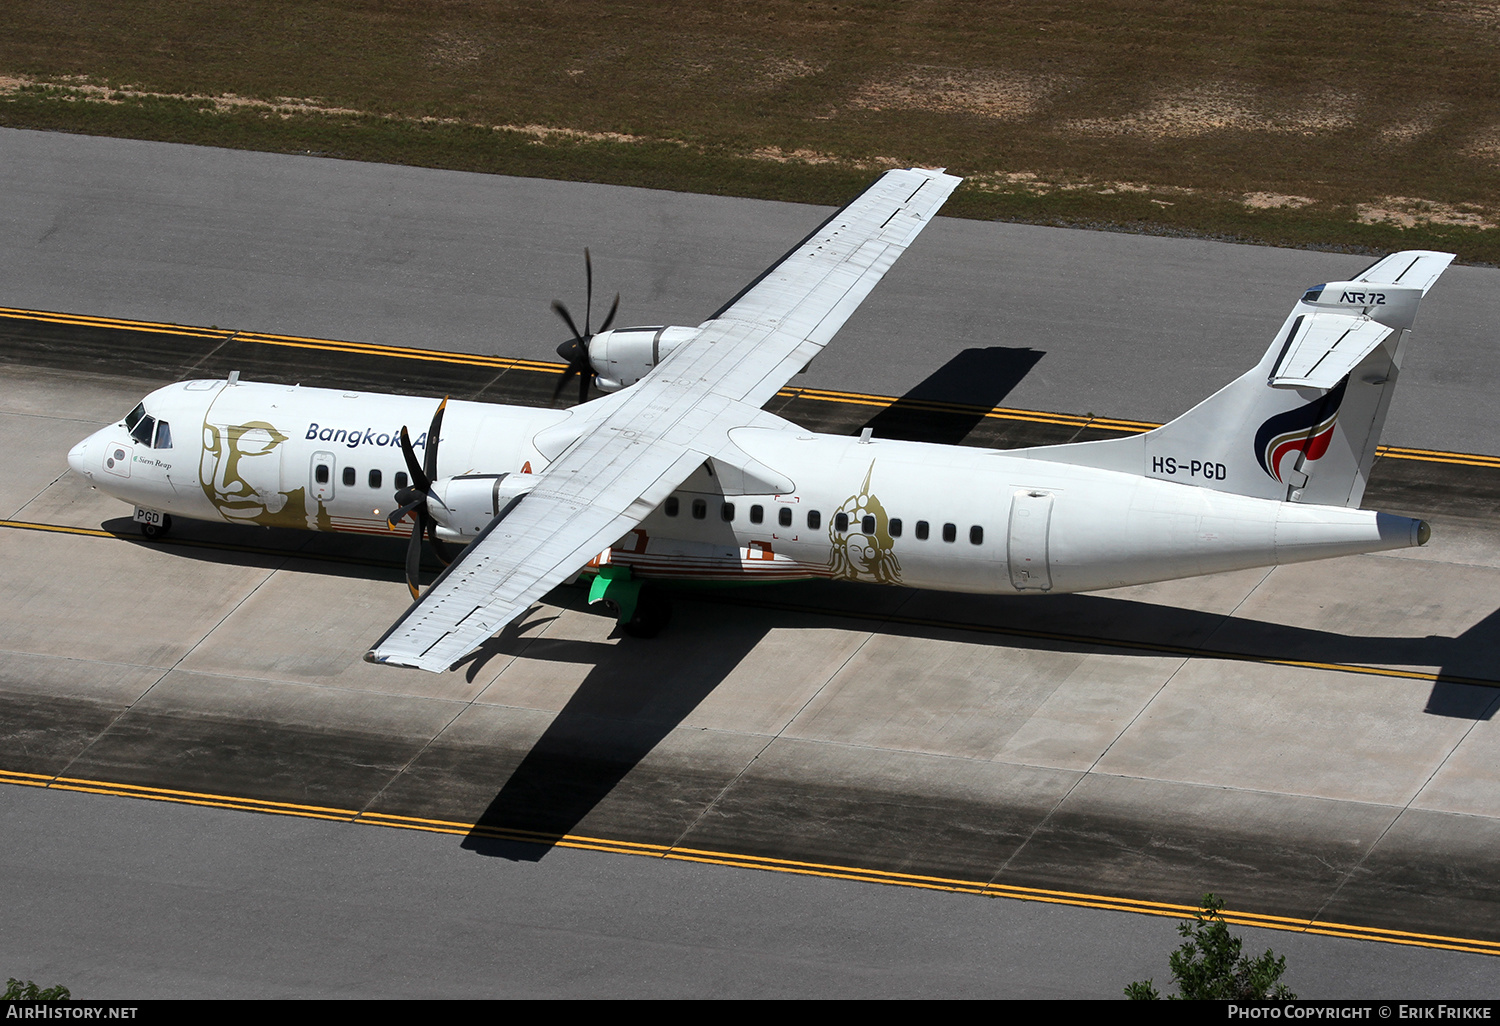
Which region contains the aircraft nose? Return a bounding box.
[67,438,90,478]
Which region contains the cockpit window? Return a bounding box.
[124,403,147,432]
[153,420,173,449]
[130,413,156,446]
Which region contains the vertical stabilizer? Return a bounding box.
[1017,251,1454,507]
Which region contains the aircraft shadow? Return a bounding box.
[455,582,1500,862]
[103,515,439,585]
[860,346,1044,446]
[103,514,1500,725]
[458,595,766,862]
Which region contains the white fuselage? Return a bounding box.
[68,379,1424,596]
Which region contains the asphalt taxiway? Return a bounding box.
[2,128,1499,996]
[4,127,1499,453]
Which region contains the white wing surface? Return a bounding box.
[369,167,962,671]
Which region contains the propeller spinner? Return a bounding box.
[386,397,455,599]
[551,247,620,405]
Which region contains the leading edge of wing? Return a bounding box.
[692,167,961,407]
[706,167,961,322]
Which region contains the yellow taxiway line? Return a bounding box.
[3,766,1497,956]
[4,304,1497,468]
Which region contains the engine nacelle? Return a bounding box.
[588,325,699,390]
[428,473,539,537]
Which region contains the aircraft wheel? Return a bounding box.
[623,587,672,639]
[139,514,173,540]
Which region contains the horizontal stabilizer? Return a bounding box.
[1269,311,1394,389]
[1351,250,1456,293]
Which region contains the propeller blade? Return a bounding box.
[426,519,456,566]
[551,300,583,343]
[551,362,579,402]
[386,496,423,529]
[404,516,423,600]
[423,397,448,485]
[399,426,428,493]
[597,293,620,334]
[584,247,593,335]
[578,362,591,405]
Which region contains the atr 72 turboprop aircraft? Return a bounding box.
[66,168,1453,673]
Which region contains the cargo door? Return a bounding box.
[1008,489,1054,591]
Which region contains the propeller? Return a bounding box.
[386,397,455,599]
[551,247,620,405]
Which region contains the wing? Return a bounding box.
[368,167,962,672]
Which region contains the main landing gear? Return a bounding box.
[588,564,672,638]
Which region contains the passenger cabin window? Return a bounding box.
[342,466,356,487]
[315,465,330,484]
[807,510,821,530]
[861,515,875,534]
[395,472,409,490]
[778,507,792,528]
[943,523,957,543]
[834,513,849,533]
[665,496,679,517]
[890,518,903,537]
[915,520,930,540]
[750,505,764,524]
[369,469,382,489]
[721,502,735,522]
[692,499,707,520]
[970,525,984,545]
[153,421,173,450]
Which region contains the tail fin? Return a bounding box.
[1020,251,1454,507]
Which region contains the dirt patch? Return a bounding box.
[0,75,657,140]
[507,123,651,145]
[425,32,485,68]
[0,75,364,117]
[1066,82,1359,138]
[849,67,1058,120]
[1434,1,1500,29]
[1464,123,1500,161]
[748,55,825,91]
[1242,192,1316,210]
[1357,197,1498,230]
[967,170,1196,199]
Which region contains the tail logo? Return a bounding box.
[1253,379,1348,483]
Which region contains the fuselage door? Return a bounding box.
[310,451,336,501]
[1008,489,1054,591]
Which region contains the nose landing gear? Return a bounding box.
[139,513,173,540]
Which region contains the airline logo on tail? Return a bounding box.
[1253,379,1348,483]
